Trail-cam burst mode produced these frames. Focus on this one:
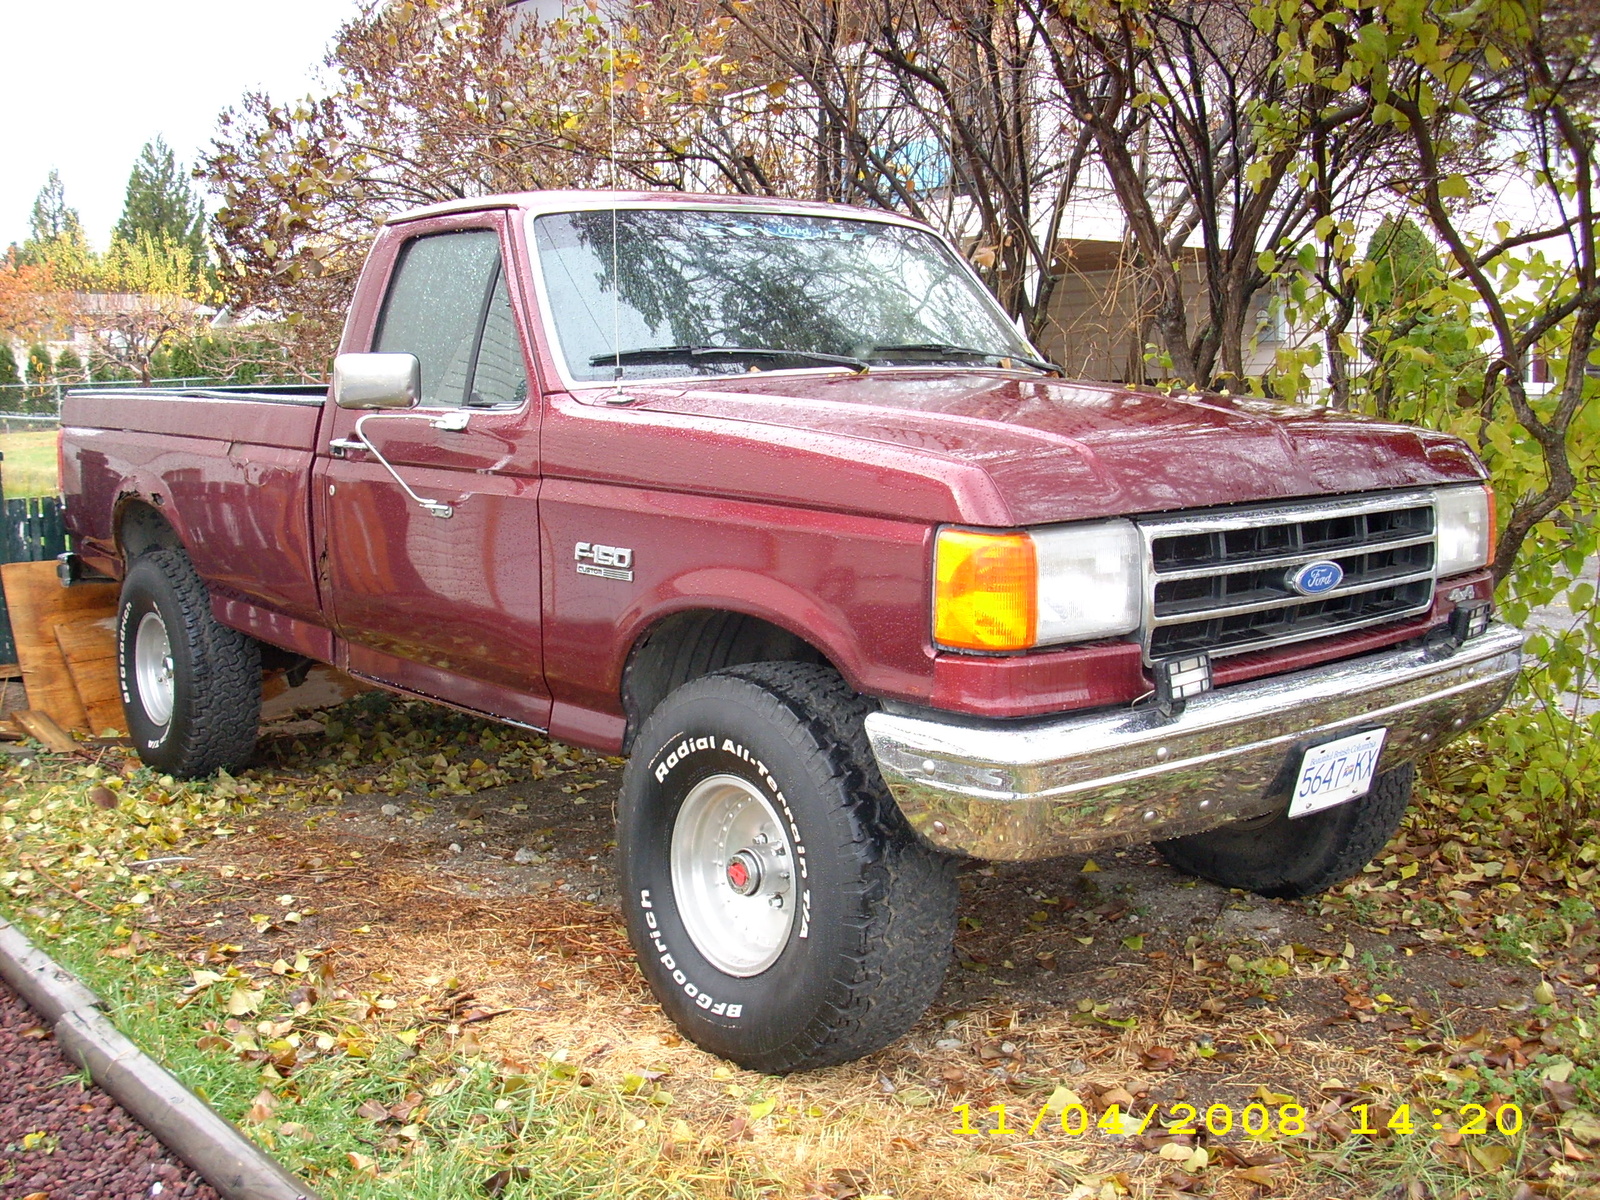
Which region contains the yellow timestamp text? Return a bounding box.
[950,1100,1525,1140]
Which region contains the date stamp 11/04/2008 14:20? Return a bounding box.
[951,1098,1526,1141]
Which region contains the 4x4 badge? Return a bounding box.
[575,542,634,582]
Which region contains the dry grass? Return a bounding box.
[167,820,1550,1200]
[7,695,1596,1198]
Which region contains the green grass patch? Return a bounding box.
[0,428,60,498]
[0,755,701,1200]
[20,904,695,1199]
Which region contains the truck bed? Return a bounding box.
[60,385,331,651]
[62,385,326,448]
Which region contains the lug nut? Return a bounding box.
[768,894,784,908]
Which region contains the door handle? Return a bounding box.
[329,437,368,457]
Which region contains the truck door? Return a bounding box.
[315,217,550,728]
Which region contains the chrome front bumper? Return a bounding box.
[864,622,1523,860]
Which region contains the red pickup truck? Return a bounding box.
[60,191,1522,1072]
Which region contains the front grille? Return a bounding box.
[1139,491,1438,661]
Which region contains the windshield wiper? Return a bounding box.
[589,345,870,373]
[871,342,1061,375]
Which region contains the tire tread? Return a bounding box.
[628,662,956,1072]
[122,549,260,777]
[1157,762,1415,898]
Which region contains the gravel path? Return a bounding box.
[0,980,220,1200]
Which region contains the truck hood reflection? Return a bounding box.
[621,370,1483,525]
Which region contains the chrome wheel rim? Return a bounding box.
[134,611,175,727]
[670,773,796,976]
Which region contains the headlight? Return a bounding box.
[934,520,1142,651]
[1033,520,1143,643]
[1435,484,1494,576]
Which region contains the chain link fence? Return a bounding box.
[0,377,232,425]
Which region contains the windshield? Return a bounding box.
[531,208,1034,383]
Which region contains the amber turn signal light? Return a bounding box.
[933,529,1038,651]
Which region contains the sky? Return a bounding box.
[1,0,367,251]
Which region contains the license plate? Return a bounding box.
[1288,728,1388,819]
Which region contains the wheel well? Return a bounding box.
[621,610,831,751]
[118,501,183,561]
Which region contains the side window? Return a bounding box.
[373,230,529,408]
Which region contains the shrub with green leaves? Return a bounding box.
[1252,0,1600,859]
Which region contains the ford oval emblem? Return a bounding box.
[1288,560,1344,596]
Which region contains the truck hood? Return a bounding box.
[624,370,1484,525]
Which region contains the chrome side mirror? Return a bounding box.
[332,353,421,410]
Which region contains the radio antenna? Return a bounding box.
[608,12,621,382]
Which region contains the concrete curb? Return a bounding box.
[0,918,102,1023]
[0,916,323,1200]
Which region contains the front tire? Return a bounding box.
[118,549,261,778]
[618,663,957,1073]
[1156,761,1416,898]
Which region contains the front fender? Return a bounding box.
[539,478,935,747]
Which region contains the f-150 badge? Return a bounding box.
[575,542,634,582]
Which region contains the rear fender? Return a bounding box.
[112,489,192,565]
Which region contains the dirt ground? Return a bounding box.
[97,699,1597,1200]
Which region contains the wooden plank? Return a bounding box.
[54,615,125,737]
[0,562,117,731]
[261,664,371,722]
[11,709,83,755]
[3,560,371,735]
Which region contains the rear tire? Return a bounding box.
[618,662,957,1073]
[1155,762,1415,899]
[118,549,260,778]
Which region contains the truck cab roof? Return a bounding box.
[387,189,933,231]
